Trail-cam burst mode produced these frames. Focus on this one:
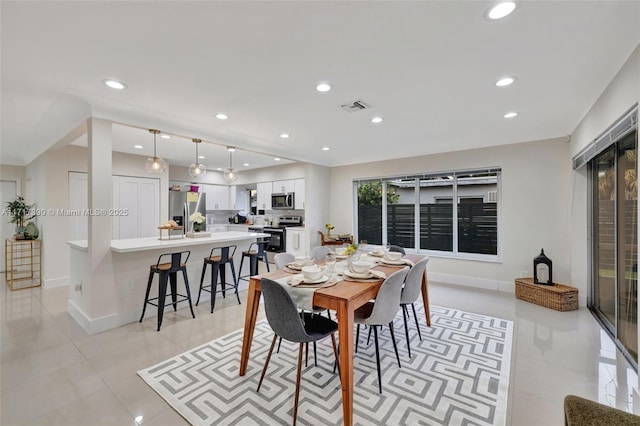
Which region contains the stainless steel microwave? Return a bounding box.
[271,192,294,210]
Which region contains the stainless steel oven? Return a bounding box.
[249,226,285,252]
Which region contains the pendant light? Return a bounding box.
[145,129,167,173]
[223,146,238,182]
[188,138,207,177]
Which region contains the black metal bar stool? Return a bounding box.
[139,250,195,331]
[197,245,239,313]
[238,238,271,283]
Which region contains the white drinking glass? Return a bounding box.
[325,253,336,278]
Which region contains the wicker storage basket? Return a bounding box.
[515,278,578,311]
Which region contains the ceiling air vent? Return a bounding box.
[339,99,371,113]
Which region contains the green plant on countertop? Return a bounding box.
[189,211,206,232]
[325,223,334,236]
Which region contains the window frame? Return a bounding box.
[353,168,502,262]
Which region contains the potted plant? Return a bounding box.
[5,196,36,239]
[189,211,206,232]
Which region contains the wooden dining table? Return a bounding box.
[239,253,430,426]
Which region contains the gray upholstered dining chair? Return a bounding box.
[399,256,430,358]
[274,252,295,270]
[273,251,330,360]
[354,267,409,393]
[257,278,341,426]
[389,245,406,254]
[312,245,331,262]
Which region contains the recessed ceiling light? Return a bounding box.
[487,1,516,20]
[274,157,281,161]
[227,146,236,152]
[315,82,332,92]
[504,111,518,118]
[198,155,205,159]
[103,79,127,90]
[371,116,383,124]
[495,76,516,87]
[216,113,228,120]
[243,163,250,167]
[322,147,330,151]
[216,167,223,171]
[160,134,171,139]
[280,133,290,139]
[133,145,143,149]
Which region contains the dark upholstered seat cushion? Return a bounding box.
[564,395,640,426]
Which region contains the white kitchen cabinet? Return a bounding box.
[202,184,230,210]
[272,179,294,194]
[207,225,228,232]
[234,186,248,212]
[257,181,272,211]
[286,228,307,257]
[294,178,305,209]
[229,185,237,210]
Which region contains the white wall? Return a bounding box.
[330,136,572,293]
[24,144,169,288]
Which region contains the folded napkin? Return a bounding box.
[288,274,305,287]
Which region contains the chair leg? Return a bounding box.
[276,336,282,353]
[355,324,360,353]
[373,326,382,394]
[139,270,154,322]
[313,341,317,367]
[293,342,304,426]
[402,304,412,359]
[230,262,240,304]
[220,262,226,298]
[367,325,373,345]
[169,272,178,311]
[196,261,207,306]
[182,268,196,319]
[389,322,401,368]
[156,272,168,331]
[305,342,309,368]
[211,262,220,313]
[411,303,422,340]
[257,334,278,392]
[330,333,341,381]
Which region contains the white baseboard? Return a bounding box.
[428,272,514,293]
[43,276,69,289]
[67,298,139,335]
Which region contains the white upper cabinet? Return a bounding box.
[272,179,295,194]
[294,178,305,209]
[256,182,272,211]
[202,184,230,210]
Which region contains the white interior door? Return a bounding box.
[1,180,18,272]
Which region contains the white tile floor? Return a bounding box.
[1,278,637,425]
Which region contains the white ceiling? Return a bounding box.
[2,1,639,169]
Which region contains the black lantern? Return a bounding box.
[533,249,553,285]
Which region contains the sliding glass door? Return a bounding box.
[591,130,637,362]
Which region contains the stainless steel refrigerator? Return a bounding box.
[168,191,206,234]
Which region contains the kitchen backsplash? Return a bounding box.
[206,209,305,225]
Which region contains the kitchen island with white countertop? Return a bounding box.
[67,231,269,334]
[68,231,269,253]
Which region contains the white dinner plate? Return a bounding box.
[286,263,304,271]
[288,275,329,285]
[379,258,406,266]
[343,270,374,279]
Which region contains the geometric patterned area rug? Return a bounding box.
[138,305,513,426]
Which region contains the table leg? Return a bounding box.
[337,301,354,426]
[420,270,431,327]
[239,278,261,376]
